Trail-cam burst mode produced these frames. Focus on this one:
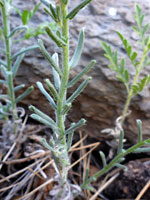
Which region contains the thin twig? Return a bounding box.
[3,150,50,164]
[70,142,100,169]
[16,178,55,200]
[90,173,119,200]
[135,179,150,200]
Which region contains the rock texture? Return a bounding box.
[1,0,150,143]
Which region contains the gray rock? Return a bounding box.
[1,0,150,143]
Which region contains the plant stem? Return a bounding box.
[82,138,150,188]
[57,3,69,139]
[1,1,18,131]
[55,1,69,184]
[120,50,147,125]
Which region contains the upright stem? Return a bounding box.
[55,1,70,184]
[120,51,147,125]
[57,3,69,141]
[1,1,18,130]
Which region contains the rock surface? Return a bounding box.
[1,0,150,143]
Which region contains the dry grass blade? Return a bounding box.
[0,156,49,192]
[70,142,100,169]
[0,158,44,184]
[135,179,150,200]
[3,150,51,164]
[89,173,119,200]
[70,142,100,152]
[0,142,16,170]
[70,134,88,150]
[16,177,55,200]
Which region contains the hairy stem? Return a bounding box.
[55,1,69,185]
[1,1,18,131]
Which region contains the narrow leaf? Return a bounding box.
[134,147,150,153]
[42,138,54,151]
[16,86,34,103]
[52,53,61,90]
[115,163,127,170]
[12,54,24,78]
[7,26,27,38]
[68,60,96,87]
[37,81,56,110]
[137,119,142,142]
[67,129,74,151]
[32,3,41,16]
[14,84,25,92]
[69,29,85,68]
[29,105,57,130]
[45,26,67,47]
[45,79,59,101]
[99,151,107,167]
[66,0,92,20]
[60,103,72,115]
[65,118,86,135]
[11,45,39,60]
[0,79,6,84]
[21,10,30,25]
[1,65,8,79]
[0,59,7,67]
[30,114,55,130]
[67,77,92,104]
[38,39,62,76]
[40,0,50,7]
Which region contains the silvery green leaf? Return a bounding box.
[66,0,92,20]
[12,54,24,78]
[30,114,55,131]
[99,151,107,167]
[38,39,62,76]
[14,84,25,92]
[45,26,67,47]
[52,53,61,90]
[11,45,39,60]
[45,78,59,101]
[0,59,7,67]
[42,138,54,151]
[67,129,74,151]
[115,163,127,171]
[137,119,142,142]
[29,105,58,131]
[69,29,85,68]
[16,86,34,103]
[40,0,50,7]
[65,118,86,135]
[67,77,92,104]
[68,60,96,87]
[37,81,56,110]
[1,65,8,79]
[7,25,27,38]
[0,79,6,84]
[60,103,72,115]
[134,147,150,153]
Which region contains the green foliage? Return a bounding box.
[29,0,95,191]
[81,4,150,192]
[66,0,92,20]
[82,120,150,189]
[101,4,150,125]
[0,0,38,132]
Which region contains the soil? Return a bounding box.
[0,121,150,200]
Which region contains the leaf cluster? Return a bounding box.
[82,120,150,190]
[101,4,150,96]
